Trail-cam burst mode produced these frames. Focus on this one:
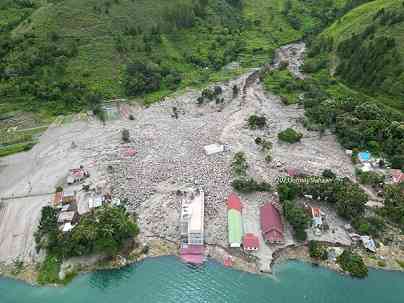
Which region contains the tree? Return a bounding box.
[278,128,303,143]
[122,129,130,142]
[309,241,328,260]
[248,115,267,129]
[337,250,368,278]
[282,200,310,241]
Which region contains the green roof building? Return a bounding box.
[228,208,243,247]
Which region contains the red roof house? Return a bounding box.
[260,203,284,244]
[227,193,243,212]
[243,233,259,251]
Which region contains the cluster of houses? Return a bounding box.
[53,190,78,232]
[352,150,404,185]
[226,193,285,253]
[52,166,120,233]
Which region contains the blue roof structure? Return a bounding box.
[358,151,371,162]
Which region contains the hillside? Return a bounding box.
[0,0,362,117]
[312,0,404,111]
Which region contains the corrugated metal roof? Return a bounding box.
[260,203,284,243]
[228,209,243,247]
[243,233,259,249]
[227,193,242,211]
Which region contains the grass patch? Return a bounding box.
[0,142,35,157]
[263,69,304,104]
[37,254,62,285]
[396,259,404,269]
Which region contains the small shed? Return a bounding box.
[243,233,259,251]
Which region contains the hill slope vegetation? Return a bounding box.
[0,0,364,115]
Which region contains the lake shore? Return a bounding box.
[1,236,404,286]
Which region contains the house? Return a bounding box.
[227,193,243,248]
[243,233,259,251]
[57,211,77,224]
[391,169,404,184]
[307,206,323,228]
[204,144,225,156]
[260,203,284,244]
[53,192,64,207]
[62,191,76,204]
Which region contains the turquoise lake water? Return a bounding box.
[1,256,404,303]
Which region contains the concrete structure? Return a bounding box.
[180,188,205,264]
[57,211,77,224]
[260,203,284,244]
[89,195,103,209]
[243,233,259,251]
[203,144,225,156]
[180,188,205,246]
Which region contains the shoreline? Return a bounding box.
[1,238,403,286]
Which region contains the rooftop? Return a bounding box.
[227,193,242,212]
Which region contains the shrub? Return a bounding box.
[278,128,303,143]
[231,152,248,177]
[377,260,386,267]
[231,178,272,193]
[282,200,310,242]
[248,115,267,129]
[322,169,336,179]
[122,129,130,142]
[309,241,328,260]
[337,250,368,278]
